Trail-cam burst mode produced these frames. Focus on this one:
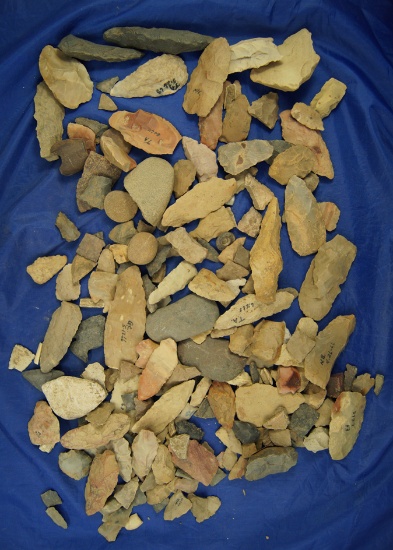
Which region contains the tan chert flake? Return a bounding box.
[173,159,196,198]
[138,338,178,400]
[42,376,107,420]
[244,174,274,210]
[40,302,82,373]
[285,175,326,256]
[189,494,221,523]
[248,92,279,129]
[250,197,282,304]
[67,122,95,152]
[183,37,231,117]
[148,261,197,305]
[109,244,128,264]
[98,93,117,111]
[229,325,253,356]
[218,140,273,175]
[182,136,218,182]
[221,94,251,143]
[100,132,136,173]
[125,514,143,531]
[236,384,305,426]
[162,177,236,228]
[215,427,242,454]
[329,391,366,460]
[39,46,93,109]
[28,401,60,449]
[34,82,65,161]
[109,110,181,155]
[104,266,146,369]
[164,491,192,521]
[315,398,334,427]
[310,78,347,118]
[61,413,130,449]
[190,377,212,407]
[299,235,357,320]
[9,344,34,372]
[165,228,207,264]
[81,363,106,389]
[189,268,238,303]
[169,439,218,486]
[238,207,262,238]
[374,374,384,396]
[280,110,334,179]
[111,54,188,98]
[250,29,320,92]
[218,237,246,263]
[352,373,375,396]
[169,434,190,460]
[269,146,317,185]
[131,380,195,434]
[248,320,285,366]
[304,315,356,389]
[85,450,119,516]
[214,290,296,330]
[55,212,80,242]
[199,89,224,150]
[56,264,81,301]
[224,80,242,107]
[229,37,282,74]
[215,261,249,282]
[27,255,67,284]
[263,407,289,430]
[88,271,118,309]
[286,317,318,363]
[319,202,341,231]
[291,102,324,131]
[152,444,176,485]
[136,339,158,368]
[132,429,159,479]
[207,382,236,429]
[190,206,236,242]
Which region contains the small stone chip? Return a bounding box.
[8,344,34,372]
[55,212,80,242]
[45,507,68,529]
[41,489,62,507]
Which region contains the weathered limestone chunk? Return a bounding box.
[189,494,221,523]
[248,320,285,366]
[111,54,187,98]
[329,391,366,460]
[207,382,236,428]
[190,207,236,242]
[148,261,197,305]
[58,34,143,62]
[39,45,93,109]
[124,157,174,226]
[46,508,68,529]
[138,338,178,400]
[214,290,296,330]
[298,235,357,320]
[269,146,317,185]
[42,376,107,420]
[218,140,273,175]
[85,450,119,516]
[40,302,82,373]
[199,89,224,150]
[250,29,320,92]
[189,268,239,303]
[28,401,60,449]
[304,315,356,389]
[250,197,282,304]
[245,447,298,480]
[183,38,231,117]
[60,413,130,449]
[236,384,304,426]
[291,102,324,131]
[131,380,195,434]
[132,429,159,479]
[173,159,196,198]
[248,92,279,129]
[284,175,326,255]
[8,344,34,372]
[169,439,218,486]
[59,450,92,480]
[229,38,282,73]
[310,78,347,118]
[70,315,105,362]
[104,26,213,54]
[221,94,251,143]
[161,177,236,228]
[55,212,80,242]
[165,228,207,264]
[178,337,246,382]
[182,136,218,182]
[34,82,64,161]
[27,255,67,284]
[104,266,146,369]
[109,109,181,155]
[280,110,334,179]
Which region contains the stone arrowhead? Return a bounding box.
[104,266,146,369]
[310,78,347,118]
[161,177,236,228]
[111,54,187,98]
[183,38,231,117]
[60,413,130,449]
[85,450,119,516]
[229,37,282,73]
[39,45,93,109]
[218,140,273,175]
[109,109,181,155]
[284,175,326,256]
[40,302,82,373]
[329,391,366,460]
[34,82,64,161]
[298,235,357,320]
[103,26,214,54]
[58,34,143,62]
[124,157,174,226]
[98,93,118,112]
[250,29,320,92]
[244,173,274,210]
[164,491,192,521]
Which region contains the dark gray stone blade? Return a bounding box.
[58,34,143,62]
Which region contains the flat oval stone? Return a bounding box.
[178,337,246,382]
[146,295,219,342]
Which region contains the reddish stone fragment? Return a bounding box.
[85,450,119,516]
[28,401,60,447]
[276,367,301,395]
[207,381,236,429]
[326,372,345,399]
[169,439,218,486]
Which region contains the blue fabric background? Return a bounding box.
[0,0,393,548]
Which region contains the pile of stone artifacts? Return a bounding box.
[8,26,385,540]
